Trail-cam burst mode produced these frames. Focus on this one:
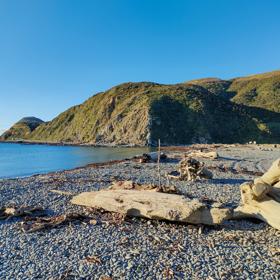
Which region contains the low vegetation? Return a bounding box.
[0,117,44,141]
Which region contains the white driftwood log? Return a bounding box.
[187,150,219,159]
[71,190,231,225]
[234,159,280,230]
[256,159,280,186]
[253,159,280,202]
[234,182,280,230]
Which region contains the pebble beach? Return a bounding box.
[0,144,280,279]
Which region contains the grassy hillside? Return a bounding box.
[25,83,280,145]
[0,117,44,141]
[189,70,280,112]
[2,70,280,145]
[186,78,232,98]
[229,71,280,113]
[29,83,154,145]
[149,85,280,145]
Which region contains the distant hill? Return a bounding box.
[229,71,280,113]
[188,70,280,112]
[1,70,280,145]
[0,117,44,141]
[186,78,233,100]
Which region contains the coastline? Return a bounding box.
[0,139,147,148]
[0,143,153,180]
[0,158,133,181]
[2,139,279,148]
[0,142,279,180]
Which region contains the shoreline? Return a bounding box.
[0,158,134,181]
[1,139,279,148]
[0,143,279,181]
[0,139,148,147]
[0,142,243,181]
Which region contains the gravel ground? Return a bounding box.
[0,145,280,280]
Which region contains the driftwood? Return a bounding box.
[109,180,178,194]
[71,190,231,225]
[187,150,219,159]
[0,206,45,220]
[234,159,280,230]
[0,206,95,232]
[20,214,91,233]
[140,152,167,163]
[269,181,280,202]
[167,157,213,181]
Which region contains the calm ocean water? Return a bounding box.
[0,143,151,179]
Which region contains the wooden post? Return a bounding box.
[157,139,161,187]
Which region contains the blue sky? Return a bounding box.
[0,0,280,131]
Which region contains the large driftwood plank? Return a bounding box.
[71,190,231,225]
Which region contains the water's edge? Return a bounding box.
[0,140,148,147]
[0,143,152,179]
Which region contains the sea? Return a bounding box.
[0,143,151,179]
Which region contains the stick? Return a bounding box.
[158,139,161,187]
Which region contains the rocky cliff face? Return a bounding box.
[2,70,280,145]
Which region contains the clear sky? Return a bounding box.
[0,0,280,131]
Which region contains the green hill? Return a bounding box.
[2,70,280,145]
[188,70,280,112]
[0,117,44,141]
[229,71,280,113]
